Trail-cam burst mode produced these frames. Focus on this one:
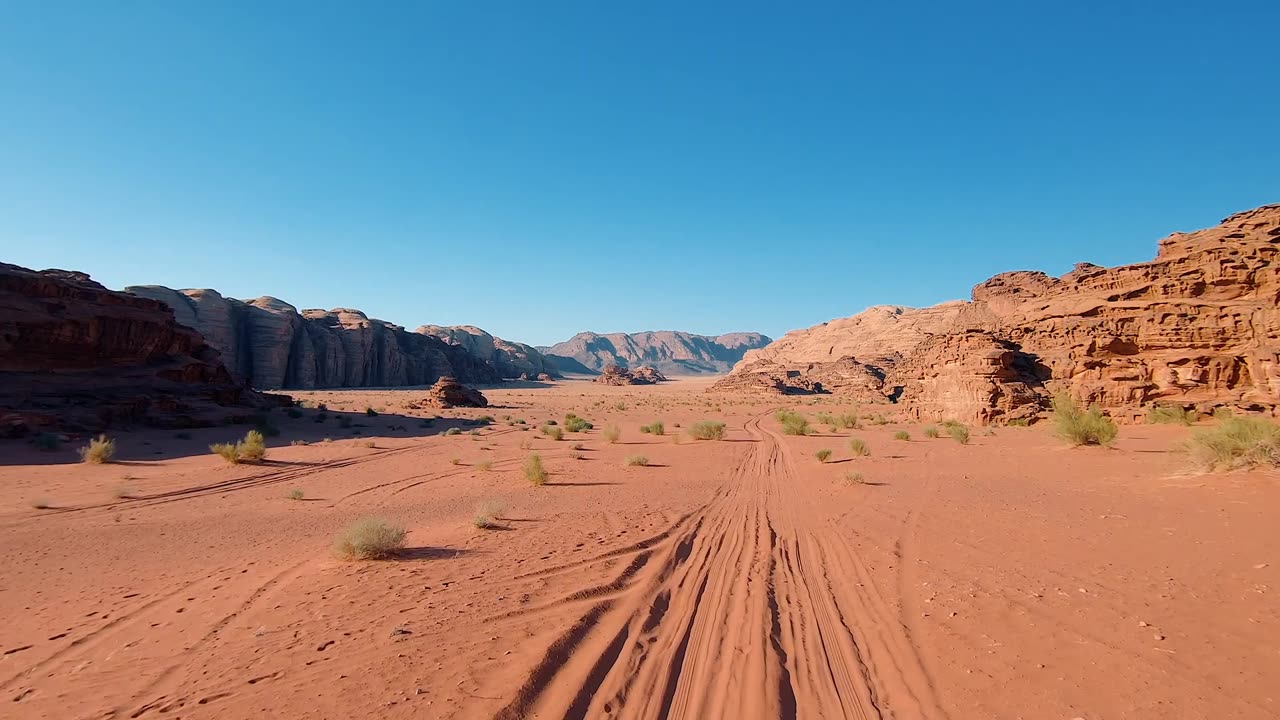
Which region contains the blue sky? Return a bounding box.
[1,2,1276,346]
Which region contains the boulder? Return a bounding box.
[424,377,487,408]
[593,365,668,386]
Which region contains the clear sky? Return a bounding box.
[2,3,1277,347]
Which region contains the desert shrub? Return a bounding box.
[923,425,939,438]
[365,407,378,417]
[79,435,116,464]
[947,423,972,445]
[570,451,585,460]
[359,440,377,448]
[473,500,506,529]
[1213,407,1234,421]
[836,413,860,429]
[444,427,461,436]
[523,454,549,485]
[688,421,726,440]
[571,442,585,451]
[776,410,810,436]
[31,498,52,510]
[1186,417,1280,470]
[841,471,866,486]
[815,412,834,426]
[1052,394,1117,446]
[210,430,267,463]
[893,430,910,441]
[640,420,665,435]
[32,433,61,451]
[848,437,870,457]
[450,457,462,465]
[286,488,305,500]
[333,518,406,560]
[868,413,891,425]
[815,449,832,462]
[475,459,493,471]
[1148,404,1197,426]
[625,455,649,466]
[542,425,564,441]
[112,485,133,499]
[564,414,593,432]
[286,408,303,419]
[1007,418,1030,427]
[602,424,622,443]
[477,415,494,424]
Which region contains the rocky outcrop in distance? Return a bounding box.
[125,287,554,390]
[593,365,668,385]
[715,203,1280,424]
[543,331,771,375]
[0,264,287,433]
[416,325,558,380]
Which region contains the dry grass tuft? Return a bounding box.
[602,424,622,443]
[286,488,305,500]
[210,430,268,464]
[473,499,506,529]
[625,454,649,467]
[923,425,939,438]
[523,454,549,485]
[542,425,564,441]
[688,420,726,441]
[79,435,116,464]
[333,518,407,560]
[1052,395,1116,446]
[848,437,870,457]
[1148,404,1198,426]
[1187,416,1280,470]
[893,430,910,441]
[640,420,665,435]
[841,471,866,486]
[815,448,832,463]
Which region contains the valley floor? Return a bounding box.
[1,378,1276,719]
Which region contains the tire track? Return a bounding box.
[492,412,946,720]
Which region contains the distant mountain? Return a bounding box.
[540,331,771,376]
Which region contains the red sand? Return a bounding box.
[1,378,1276,718]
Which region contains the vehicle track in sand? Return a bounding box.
[493,414,947,720]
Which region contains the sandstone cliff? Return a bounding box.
[416,325,558,380]
[544,331,771,375]
[126,287,501,390]
[0,264,285,433]
[716,204,1280,423]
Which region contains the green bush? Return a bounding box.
[1187,416,1280,470]
[542,425,564,441]
[523,454,549,485]
[1052,394,1117,446]
[848,437,870,457]
[836,413,860,429]
[815,449,832,462]
[564,414,593,432]
[893,430,910,441]
[688,421,726,441]
[1147,404,1197,426]
[78,435,116,464]
[947,423,971,445]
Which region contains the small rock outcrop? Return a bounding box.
[544,331,770,375]
[717,203,1280,423]
[424,377,488,408]
[593,365,668,386]
[0,263,287,433]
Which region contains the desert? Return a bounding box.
[4,4,1280,718]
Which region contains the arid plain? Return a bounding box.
[2,377,1276,720]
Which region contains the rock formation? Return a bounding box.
[543,331,771,375]
[415,325,558,380]
[422,377,488,408]
[0,264,287,433]
[593,365,668,386]
[716,203,1280,423]
[125,287,534,390]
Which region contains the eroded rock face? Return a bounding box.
[718,204,1280,423]
[415,325,558,380]
[593,365,668,385]
[0,264,286,432]
[127,287,502,390]
[544,331,771,375]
